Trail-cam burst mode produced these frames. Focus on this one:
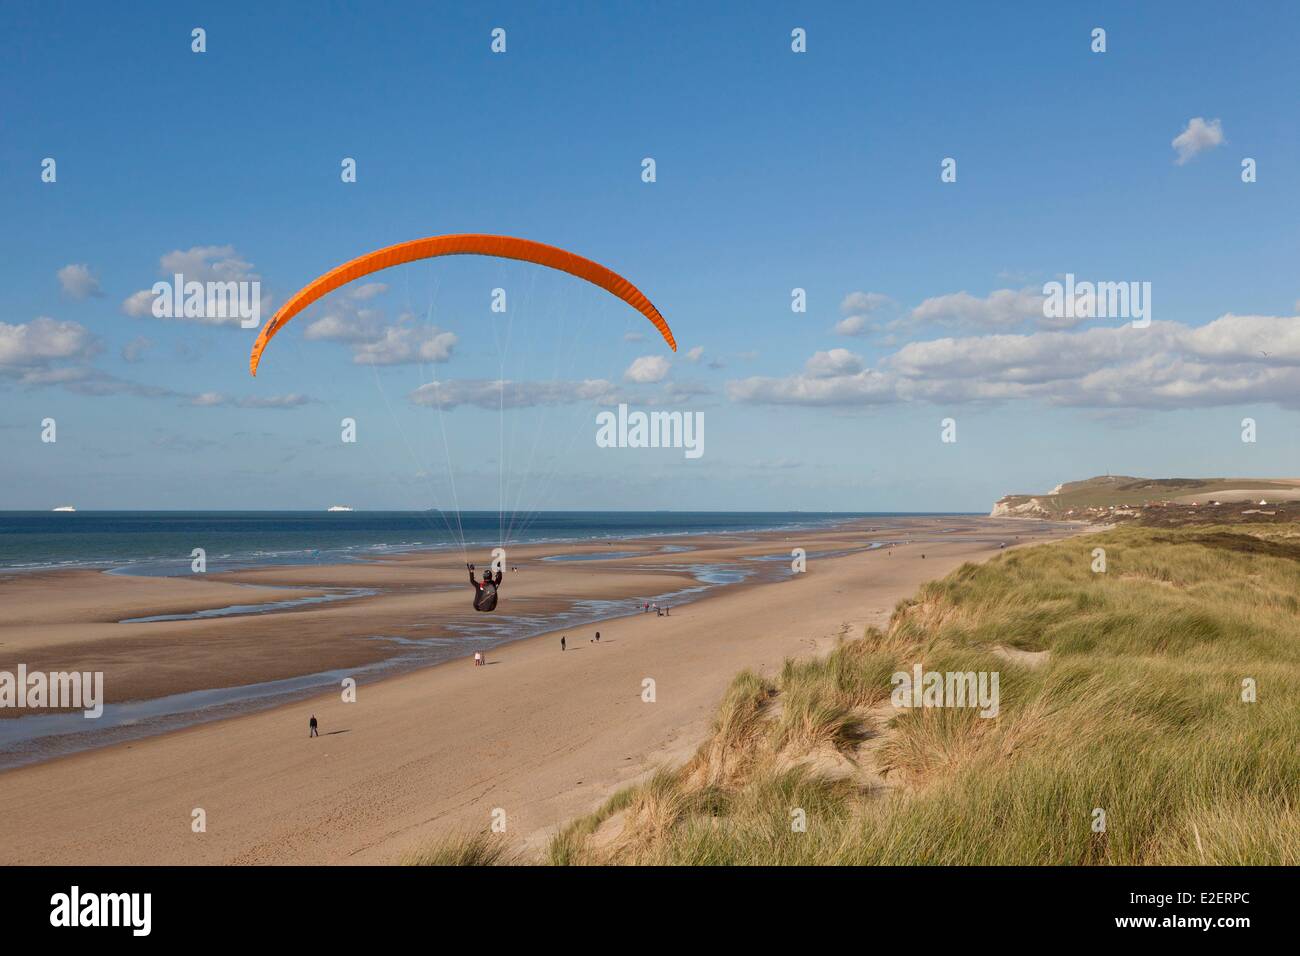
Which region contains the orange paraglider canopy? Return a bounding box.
[249,234,675,375]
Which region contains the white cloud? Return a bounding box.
[189,392,314,409]
[12,366,175,397]
[684,346,705,363]
[409,378,617,411]
[728,313,1300,411]
[836,291,894,336]
[304,307,385,343]
[840,291,891,315]
[122,245,271,325]
[659,380,713,402]
[1172,117,1224,165]
[623,330,645,342]
[0,317,99,367]
[8,366,90,387]
[234,393,314,409]
[57,264,103,300]
[351,326,458,365]
[121,289,155,318]
[0,322,316,406]
[624,354,670,383]
[834,314,871,336]
[909,287,1047,330]
[346,282,388,301]
[805,348,864,378]
[305,303,458,369]
[158,245,253,282]
[728,367,896,407]
[121,336,152,363]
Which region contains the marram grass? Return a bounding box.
[419,525,1300,865]
[401,830,521,866]
[548,526,1300,865]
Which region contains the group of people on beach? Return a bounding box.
[307,552,681,737]
[314,554,670,695]
[556,599,675,654]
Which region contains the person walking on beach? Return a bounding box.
[595,631,601,643]
[561,636,566,651]
[309,714,319,738]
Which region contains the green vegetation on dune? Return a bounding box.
[401,830,522,866]
[541,526,1300,865]
[995,474,1299,515]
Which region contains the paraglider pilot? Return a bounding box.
[468,563,504,612]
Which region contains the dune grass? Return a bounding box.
[547,525,1300,865]
[402,830,521,866]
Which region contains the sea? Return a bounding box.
[0,510,933,575]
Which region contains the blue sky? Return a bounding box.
[2,1,1298,512]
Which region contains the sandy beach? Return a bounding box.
[0,516,1073,864]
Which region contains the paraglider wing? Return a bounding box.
[249,234,675,375]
